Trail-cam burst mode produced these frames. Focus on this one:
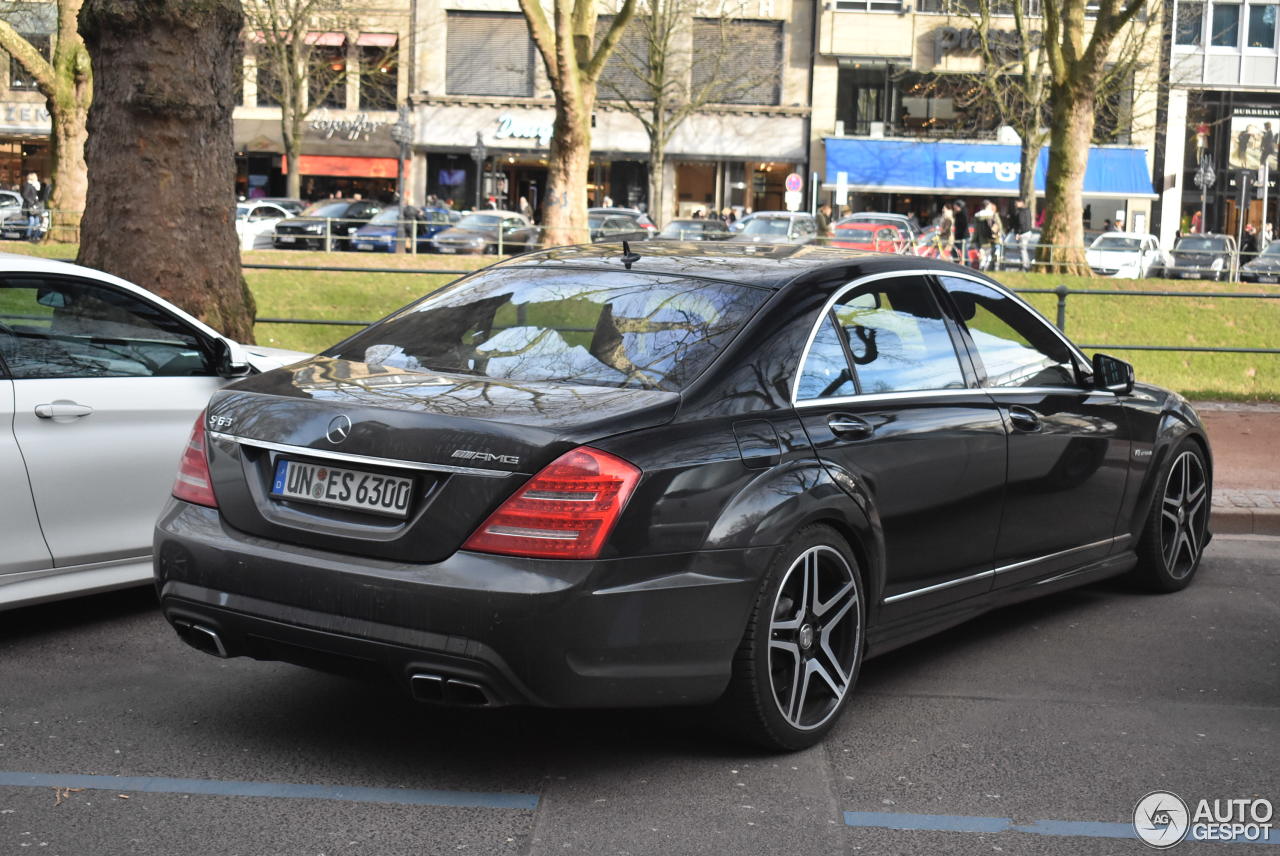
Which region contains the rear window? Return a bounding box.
[326,268,770,391]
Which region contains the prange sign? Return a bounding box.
[824,138,1157,197]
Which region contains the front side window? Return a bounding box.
[1212,2,1243,46]
[0,278,212,380]
[326,269,770,391]
[940,277,1078,389]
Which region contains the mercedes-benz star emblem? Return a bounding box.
[326,415,352,445]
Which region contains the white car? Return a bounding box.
[1085,232,1171,279]
[235,201,293,250]
[0,254,306,609]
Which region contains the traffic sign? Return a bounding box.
[784,173,803,193]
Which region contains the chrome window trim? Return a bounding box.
[210,432,518,478]
[793,387,992,409]
[882,535,1125,605]
[788,267,1095,407]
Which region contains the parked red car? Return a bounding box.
[830,221,910,253]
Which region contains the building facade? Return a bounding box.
[405,0,812,222]
[1163,0,1280,246]
[810,1,1164,234]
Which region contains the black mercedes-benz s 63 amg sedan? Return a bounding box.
[155,242,1211,750]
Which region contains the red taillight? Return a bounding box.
[462,447,640,560]
[172,411,218,508]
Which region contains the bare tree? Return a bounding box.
[518,0,637,246]
[1039,0,1155,273]
[596,0,778,225]
[78,0,255,341]
[0,0,91,241]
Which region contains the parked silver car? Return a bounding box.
[0,254,305,609]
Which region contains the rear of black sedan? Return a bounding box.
[155,243,1211,750]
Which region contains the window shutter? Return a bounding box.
[447,12,534,97]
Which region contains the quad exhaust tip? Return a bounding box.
[410,673,495,707]
[174,620,229,658]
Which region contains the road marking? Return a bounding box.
[844,811,1279,844]
[0,771,539,810]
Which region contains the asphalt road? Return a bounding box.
[1,536,1276,856]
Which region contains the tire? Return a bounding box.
[719,525,865,750]
[1132,438,1210,592]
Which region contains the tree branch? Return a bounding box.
[0,20,55,94]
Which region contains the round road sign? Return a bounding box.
[784,173,803,193]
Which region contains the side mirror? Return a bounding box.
[211,337,251,378]
[1092,352,1134,395]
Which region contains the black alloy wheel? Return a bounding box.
[721,525,865,750]
[1134,438,1210,592]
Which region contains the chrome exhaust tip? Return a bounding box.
[174,620,229,658]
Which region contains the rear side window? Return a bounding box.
[326,268,770,391]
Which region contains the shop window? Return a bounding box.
[1178,2,1206,45]
[836,68,888,136]
[691,19,781,106]
[359,45,397,111]
[1212,2,1243,46]
[9,34,49,92]
[446,12,534,97]
[310,45,347,109]
[1248,3,1278,47]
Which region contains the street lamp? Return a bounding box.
[390,104,414,254]
[470,132,487,211]
[1194,154,1216,234]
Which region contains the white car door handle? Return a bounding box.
[35,401,94,420]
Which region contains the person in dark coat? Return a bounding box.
[20,172,42,242]
[952,200,970,265]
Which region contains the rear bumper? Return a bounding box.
[154,501,769,709]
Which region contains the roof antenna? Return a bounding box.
[620,240,641,270]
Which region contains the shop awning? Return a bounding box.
[356,32,398,47]
[304,31,346,46]
[823,138,1158,199]
[282,155,399,178]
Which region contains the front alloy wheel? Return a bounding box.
[1134,438,1210,592]
[721,526,865,750]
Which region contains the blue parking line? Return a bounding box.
[0,771,539,811]
[845,811,1280,845]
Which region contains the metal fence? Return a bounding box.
[246,261,1280,357]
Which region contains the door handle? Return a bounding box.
[1008,405,1041,433]
[35,401,94,420]
[827,414,874,439]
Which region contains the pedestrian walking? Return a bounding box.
[952,200,970,265]
[816,203,833,242]
[938,203,955,260]
[974,199,1003,271]
[21,172,42,243]
[1013,198,1033,271]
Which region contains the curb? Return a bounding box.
[1211,507,1280,536]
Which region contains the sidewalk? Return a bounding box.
[1196,402,1280,536]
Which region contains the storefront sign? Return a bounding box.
[934,26,1036,58]
[282,154,399,178]
[308,109,388,142]
[0,102,51,132]
[493,113,554,147]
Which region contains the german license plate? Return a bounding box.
[354,242,373,251]
[271,459,413,518]
[2,230,19,239]
[438,246,456,253]
[277,235,296,244]
[1258,276,1277,283]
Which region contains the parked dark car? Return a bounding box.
[430,210,540,255]
[729,211,819,245]
[155,244,1212,750]
[587,207,657,242]
[351,206,459,253]
[1166,233,1236,281]
[1239,240,1280,282]
[656,218,733,241]
[273,199,382,250]
[256,197,306,216]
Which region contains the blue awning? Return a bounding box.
[823,138,1157,199]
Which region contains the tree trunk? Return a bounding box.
[1038,84,1096,275]
[44,0,91,243]
[648,124,666,226]
[78,0,255,342]
[542,90,593,246]
[1019,136,1038,224]
[284,122,303,200]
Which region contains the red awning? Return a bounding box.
[281,155,399,178]
[356,32,398,47]
[304,31,346,46]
